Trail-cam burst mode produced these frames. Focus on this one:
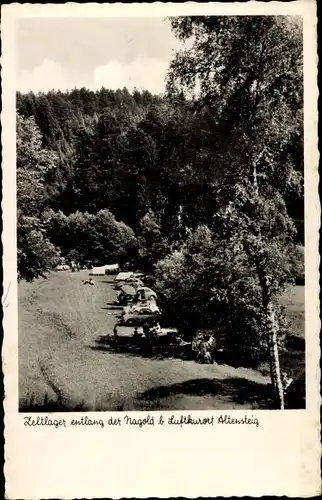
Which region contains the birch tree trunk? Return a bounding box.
[255,256,285,409]
[266,300,285,409]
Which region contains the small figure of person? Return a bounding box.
[173,335,184,351]
[150,321,161,338]
[282,371,293,393]
[143,322,150,337]
[154,322,161,334]
[196,345,206,363]
[83,278,94,286]
[113,324,118,337]
[204,350,212,364]
[133,327,141,341]
[143,322,154,344]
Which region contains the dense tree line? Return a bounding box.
[42,208,137,267]
[17,114,60,281]
[17,87,304,245]
[17,16,304,407]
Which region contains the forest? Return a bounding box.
[17,17,304,408]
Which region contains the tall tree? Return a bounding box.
[17,113,60,281]
[17,113,58,215]
[167,15,303,408]
[34,93,62,148]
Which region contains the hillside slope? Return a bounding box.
[19,271,276,411]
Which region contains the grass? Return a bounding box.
[279,285,305,387]
[280,285,305,339]
[256,285,305,388]
[19,271,305,411]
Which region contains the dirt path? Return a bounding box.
[19,271,272,411]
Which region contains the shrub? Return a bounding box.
[42,208,138,266]
[155,224,290,368]
[17,215,60,282]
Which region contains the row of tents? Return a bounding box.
[116,272,157,305]
[89,264,120,276]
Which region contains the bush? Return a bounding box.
[155,225,289,368]
[17,215,60,282]
[292,245,304,285]
[138,210,169,272]
[43,208,138,266]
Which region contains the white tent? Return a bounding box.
[104,264,119,274]
[89,265,115,276]
[115,271,134,281]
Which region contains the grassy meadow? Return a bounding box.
[19,271,305,411]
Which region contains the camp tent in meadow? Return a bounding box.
[115,271,134,281]
[104,264,119,275]
[135,287,157,302]
[89,265,116,276]
[121,285,136,297]
[117,284,137,306]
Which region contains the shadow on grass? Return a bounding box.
[285,334,305,349]
[90,336,305,410]
[281,334,305,393]
[89,335,286,369]
[138,375,304,410]
[91,336,266,372]
[89,335,186,360]
[138,377,274,409]
[284,371,306,409]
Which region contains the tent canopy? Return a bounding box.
[136,287,157,300]
[105,264,119,272]
[137,286,156,294]
[121,285,136,296]
[115,272,134,281]
[89,265,111,275]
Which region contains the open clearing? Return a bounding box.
[280,285,305,338]
[19,271,305,411]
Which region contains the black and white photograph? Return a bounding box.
[15,13,306,413]
[2,2,320,499]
